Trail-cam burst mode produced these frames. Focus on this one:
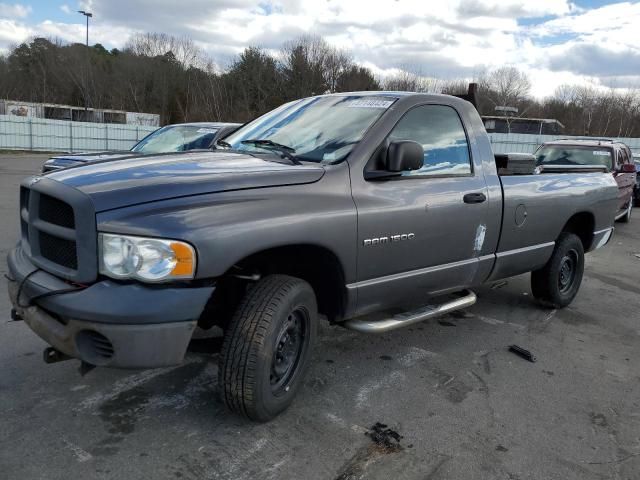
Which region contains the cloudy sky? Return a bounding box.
[1,0,639,97]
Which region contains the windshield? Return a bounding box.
[131,125,219,154]
[535,145,613,170]
[221,95,396,163]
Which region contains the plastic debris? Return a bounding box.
[509,344,537,362]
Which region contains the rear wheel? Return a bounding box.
[218,275,317,421]
[531,233,584,308]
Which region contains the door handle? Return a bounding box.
[463,192,487,204]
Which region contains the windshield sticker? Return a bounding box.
[345,99,394,109]
[593,151,610,156]
[197,128,218,134]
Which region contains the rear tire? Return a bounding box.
[218,275,317,422]
[531,233,584,309]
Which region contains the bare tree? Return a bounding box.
[440,79,472,96]
[383,70,442,92]
[479,66,531,109]
[553,84,580,104]
[125,32,203,69]
[324,48,352,93]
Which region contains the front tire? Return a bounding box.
[218,275,317,421]
[531,233,584,308]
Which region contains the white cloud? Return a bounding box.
[60,4,72,15]
[0,0,639,98]
[0,18,31,51]
[0,2,31,18]
[456,0,577,18]
[526,68,601,97]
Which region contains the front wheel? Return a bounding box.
[531,233,584,308]
[218,275,317,421]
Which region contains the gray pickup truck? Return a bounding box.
[7,92,618,421]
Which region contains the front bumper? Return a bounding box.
[7,245,215,368]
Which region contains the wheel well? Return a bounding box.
[199,245,347,329]
[560,212,594,251]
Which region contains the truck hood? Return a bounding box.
[46,151,325,212]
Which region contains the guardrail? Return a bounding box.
[0,115,158,152]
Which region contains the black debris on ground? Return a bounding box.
[438,320,456,327]
[491,281,508,289]
[365,423,403,453]
[448,310,474,319]
[508,344,537,362]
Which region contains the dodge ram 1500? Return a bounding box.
[7,92,618,421]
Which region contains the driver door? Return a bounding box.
[350,104,491,314]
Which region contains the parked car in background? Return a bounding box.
[633,154,640,205]
[41,122,241,172]
[535,139,636,222]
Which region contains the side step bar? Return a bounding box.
[342,290,477,333]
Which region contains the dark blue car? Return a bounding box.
[42,122,241,172]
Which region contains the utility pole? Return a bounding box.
[78,10,93,114]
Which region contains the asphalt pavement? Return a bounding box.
[0,153,639,480]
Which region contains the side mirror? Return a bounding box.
[386,140,424,172]
[621,163,637,173]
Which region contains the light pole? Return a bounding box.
[77,10,92,113]
[78,10,92,48]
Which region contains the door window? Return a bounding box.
[388,105,472,176]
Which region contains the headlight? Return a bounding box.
[99,233,196,282]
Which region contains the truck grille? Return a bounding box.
[39,231,78,270]
[39,194,76,228]
[20,179,97,283]
[20,187,30,245]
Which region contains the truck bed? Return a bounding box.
[490,163,618,281]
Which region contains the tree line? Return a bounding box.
[1,33,639,137]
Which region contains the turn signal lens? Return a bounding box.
[169,241,195,277]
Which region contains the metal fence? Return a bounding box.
[489,132,640,155]
[2,113,640,157]
[0,114,158,152]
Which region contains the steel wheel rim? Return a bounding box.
[270,307,307,394]
[558,249,578,294]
